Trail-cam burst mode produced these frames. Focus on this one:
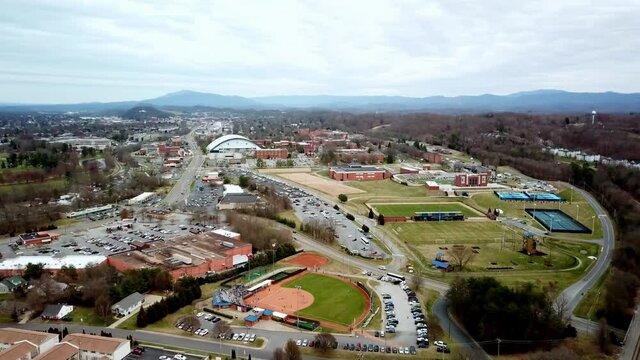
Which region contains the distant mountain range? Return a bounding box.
[1,89,638,114]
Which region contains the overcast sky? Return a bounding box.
[1,0,638,103]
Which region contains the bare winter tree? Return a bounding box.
[314,332,337,353]
[271,348,287,360]
[410,275,423,292]
[447,246,476,271]
[212,320,231,338]
[180,315,200,330]
[284,339,302,360]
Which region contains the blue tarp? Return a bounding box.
[263,309,273,316]
[432,260,451,269]
[245,315,259,322]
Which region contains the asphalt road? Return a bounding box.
[558,184,615,316]
[163,130,205,206]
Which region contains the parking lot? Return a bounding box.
[123,345,203,360]
[174,312,261,346]
[187,178,222,209]
[0,220,200,260]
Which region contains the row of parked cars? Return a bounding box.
[219,332,257,343]
[195,311,222,323]
[341,343,418,355]
[399,281,430,349]
[382,293,399,334]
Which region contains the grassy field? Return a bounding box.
[40,306,112,327]
[347,179,430,198]
[372,203,481,217]
[388,221,505,244]
[0,178,66,193]
[284,273,366,326]
[574,268,610,320]
[277,209,302,229]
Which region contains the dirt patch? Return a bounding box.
[283,253,329,268]
[277,172,364,197]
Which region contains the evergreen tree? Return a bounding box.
[136,306,148,328]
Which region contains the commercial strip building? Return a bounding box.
[106,232,252,280]
[329,164,391,181]
[126,192,156,205]
[18,232,61,246]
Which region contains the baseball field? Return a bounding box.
[283,273,368,327]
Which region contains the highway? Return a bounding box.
[163,130,205,206]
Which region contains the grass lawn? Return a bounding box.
[42,306,112,327]
[388,221,505,245]
[0,178,66,193]
[117,311,139,330]
[373,203,482,217]
[277,209,302,229]
[283,273,366,326]
[144,305,198,334]
[347,179,430,198]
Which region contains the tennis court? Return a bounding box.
[525,209,591,233]
[525,192,564,202]
[495,191,530,201]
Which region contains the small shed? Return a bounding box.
[245,314,259,327]
[272,311,288,322]
[41,304,74,320]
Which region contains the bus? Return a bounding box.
[387,272,405,281]
[361,237,370,246]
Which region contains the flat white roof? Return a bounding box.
[426,181,439,187]
[0,255,107,270]
[128,192,155,202]
[212,229,241,238]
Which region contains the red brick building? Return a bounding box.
[329,165,390,181]
[400,166,419,174]
[18,232,61,246]
[454,173,489,187]
[158,144,185,158]
[423,152,443,164]
[255,148,288,159]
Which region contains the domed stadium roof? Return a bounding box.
[206,134,260,152]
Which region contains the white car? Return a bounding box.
[194,329,201,335]
[174,355,187,360]
[200,329,208,336]
[296,339,302,346]
[196,312,204,318]
[399,348,404,354]
[302,339,308,347]
[249,334,256,342]
[238,333,245,341]
[434,340,447,347]
[232,334,240,341]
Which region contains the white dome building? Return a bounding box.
[206,134,260,153]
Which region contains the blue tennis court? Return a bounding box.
[525,209,591,233]
[526,192,564,202]
[495,191,530,201]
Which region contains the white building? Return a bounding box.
[126,192,155,205]
[222,184,244,196]
[41,304,74,320]
[111,292,144,317]
[206,134,260,160]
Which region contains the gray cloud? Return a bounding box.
[0,0,638,103]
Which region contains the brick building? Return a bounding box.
[423,152,443,164]
[254,148,288,159]
[18,232,61,246]
[329,165,390,181]
[107,232,252,280]
[454,173,489,187]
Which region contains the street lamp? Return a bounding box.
[271,243,276,270]
[295,285,302,331]
[576,204,580,223]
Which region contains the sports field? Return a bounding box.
[283,273,367,327]
[389,221,505,244]
[372,202,481,217]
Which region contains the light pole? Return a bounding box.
[591,216,596,234]
[576,204,580,223]
[497,338,501,358]
[271,243,276,270]
[295,285,301,331]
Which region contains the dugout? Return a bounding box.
[413,211,464,221]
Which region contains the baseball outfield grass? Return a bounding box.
[372,202,481,217]
[284,273,367,327]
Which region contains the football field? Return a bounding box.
[373,202,481,217]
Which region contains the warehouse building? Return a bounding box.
[254,148,288,159]
[107,232,252,280]
[17,231,60,246]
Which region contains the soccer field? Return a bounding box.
[389,221,505,244]
[283,273,367,327]
[373,202,481,217]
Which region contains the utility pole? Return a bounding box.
[497,338,501,358]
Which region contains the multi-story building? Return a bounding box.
[329,165,390,181]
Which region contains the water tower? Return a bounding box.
[591,110,597,125]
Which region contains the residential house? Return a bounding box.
[1,276,27,292]
[111,292,144,317]
[41,305,73,320]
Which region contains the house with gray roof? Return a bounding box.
[111,292,144,317]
